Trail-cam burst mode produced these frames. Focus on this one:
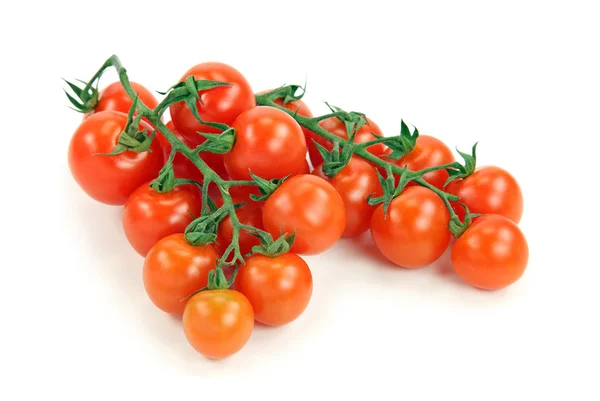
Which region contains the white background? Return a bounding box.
[1,0,599,398]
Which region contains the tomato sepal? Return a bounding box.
[249,231,296,258]
[381,120,419,160]
[443,142,478,187]
[248,172,289,202]
[196,128,235,154]
[63,78,100,113]
[448,203,483,238]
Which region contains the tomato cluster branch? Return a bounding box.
[255,87,476,237]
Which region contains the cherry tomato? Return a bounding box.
[308,116,385,168]
[215,199,264,257]
[170,62,255,143]
[371,186,451,268]
[183,289,254,359]
[68,111,164,205]
[452,215,528,290]
[379,135,455,190]
[88,81,158,118]
[313,157,382,237]
[224,106,307,180]
[259,90,314,143]
[143,234,218,315]
[123,182,202,256]
[236,253,312,326]
[263,174,345,255]
[445,166,523,224]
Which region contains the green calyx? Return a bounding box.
[448,204,482,238]
[249,231,295,258]
[444,143,478,187]
[255,84,306,105]
[248,172,289,202]
[195,128,235,154]
[381,120,419,160]
[63,78,99,113]
[315,140,353,178]
[180,265,237,301]
[367,165,414,216]
[184,208,227,246]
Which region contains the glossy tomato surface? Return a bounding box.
[143,234,218,315]
[263,175,345,255]
[183,289,254,359]
[452,214,528,290]
[123,183,202,256]
[236,253,312,326]
[68,111,164,205]
[371,186,451,268]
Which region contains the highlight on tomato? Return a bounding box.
[224,106,308,180]
[170,62,255,142]
[451,214,529,290]
[143,233,219,315]
[87,81,158,119]
[312,157,382,238]
[262,174,346,255]
[236,253,313,326]
[183,289,254,359]
[68,111,164,205]
[308,116,385,168]
[123,182,202,256]
[445,165,524,224]
[370,186,451,268]
[380,135,455,190]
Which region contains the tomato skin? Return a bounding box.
[259,90,314,144]
[370,186,451,268]
[236,253,312,326]
[451,215,528,290]
[88,81,158,118]
[263,175,346,255]
[379,135,455,190]
[123,183,202,256]
[169,62,255,142]
[215,199,264,257]
[224,106,307,180]
[312,157,382,237]
[143,234,218,315]
[308,117,385,168]
[68,111,164,205]
[183,289,254,359]
[445,166,523,224]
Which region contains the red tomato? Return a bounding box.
[371,186,451,268]
[169,62,255,143]
[380,135,455,190]
[68,111,164,205]
[308,116,385,168]
[236,253,312,326]
[143,234,218,315]
[445,166,523,224]
[224,106,307,180]
[451,215,528,290]
[123,182,202,256]
[157,121,228,182]
[215,199,264,257]
[312,157,382,237]
[88,81,158,117]
[263,175,345,255]
[183,289,254,359]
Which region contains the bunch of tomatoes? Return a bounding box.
[66,56,529,360]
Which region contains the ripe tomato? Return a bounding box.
[312,157,382,237]
[380,135,454,190]
[123,182,202,256]
[88,81,158,117]
[224,106,307,180]
[68,111,164,205]
[143,234,218,315]
[263,174,345,255]
[215,199,264,257]
[445,166,523,224]
[183,289,254,359]
[371,186,451,268]
[169,62,255,143]
[236,253,312,326]
[308,116,385,168]
[451,215,528,290]
[156,121,228,183]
